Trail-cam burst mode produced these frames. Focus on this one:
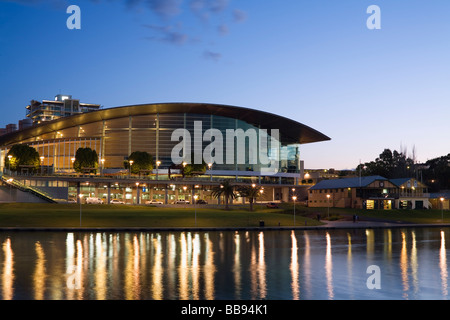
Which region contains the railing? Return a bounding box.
[1,176,58,203]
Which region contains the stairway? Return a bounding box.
[1,176,58,203]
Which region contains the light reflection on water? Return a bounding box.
[0,228,450,300]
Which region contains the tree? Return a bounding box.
[211,180,236,210]
[73,148,98,174]
[422,154,450,192]
[357,148,414,179]
[5,144,40,173]
[237,184,263,211]
[124,151,154,175]
[181,154,207,177]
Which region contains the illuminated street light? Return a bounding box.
[79,194,83,227]
[441,197,445,222]
[101,158,105,176]
[194,194,199,226]
[208,163,212,181]
[156,160,161,180]
[129,160,134,177]
[292,195,297,226]
[327,194,331,219]
[40,156,44,175]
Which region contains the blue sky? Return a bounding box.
[0,0,449,170]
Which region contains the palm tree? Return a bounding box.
[237,184,263,211]
[211,180,236,210]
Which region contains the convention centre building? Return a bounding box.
[0,100,330,205]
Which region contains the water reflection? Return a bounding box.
[2,238,13,300]
[1,228,450,300]
[440,230,448,297]
[325,232,333,299]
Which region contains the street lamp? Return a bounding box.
[79,193,83,227]
[136,182,140,204]
[208,163,212,181]
[101,158,105,176]
[441,197,445,222]
[327,194,331,219]
[194,194,199,226]
[129,160,134,177]
[40,156,44,175]
[292,195,297,226]
[183,186,187,208]
[156,160,161,180]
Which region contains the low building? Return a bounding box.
[308,175,430,210]
[390,178,430,209]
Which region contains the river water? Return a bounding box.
[0,227,449,300]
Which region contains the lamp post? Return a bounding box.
[136,182,140,204]
[156,160,161,180]
[327,194,331,219]
[40,156,44,175]
[194,194,198,226]
[208,163,212,181]
[183,186,187,208]
[71,158,75,173]
[129,160,134,177]
[101,158,105,176]
[441,197,445,222]
[79,193,83,227]
[292,195,297,226]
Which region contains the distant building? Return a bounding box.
[26,94,101,125]
[18,118,33,131]
[308,175,430,210]
[5,123,17,134]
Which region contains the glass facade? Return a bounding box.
[2,112,302,175]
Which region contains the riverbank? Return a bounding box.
[1,202,449,231]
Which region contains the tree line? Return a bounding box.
[3,144,207,177]
[356,148,450,192]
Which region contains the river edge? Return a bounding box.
[1,220,450,232]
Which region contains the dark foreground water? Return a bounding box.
[0,227,449,300]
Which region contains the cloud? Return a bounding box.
[145,0,183,18]
[203,50,222,62]
[143,24,188,45]
[232,9,247,23]
[217,24,228,36]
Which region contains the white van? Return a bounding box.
[86,197,103,204]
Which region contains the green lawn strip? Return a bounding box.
[0,203,322,228]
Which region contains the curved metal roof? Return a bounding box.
[0,102,330,146]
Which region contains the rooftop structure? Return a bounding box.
[26,94,101,125]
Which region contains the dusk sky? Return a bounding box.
[0,0,449,170]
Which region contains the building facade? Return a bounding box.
[0,102,330,204]
[308,176,431,210]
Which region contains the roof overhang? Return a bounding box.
[0,102,331,146]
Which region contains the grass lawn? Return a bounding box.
[293,205,450,225]
[0,202,323,228]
